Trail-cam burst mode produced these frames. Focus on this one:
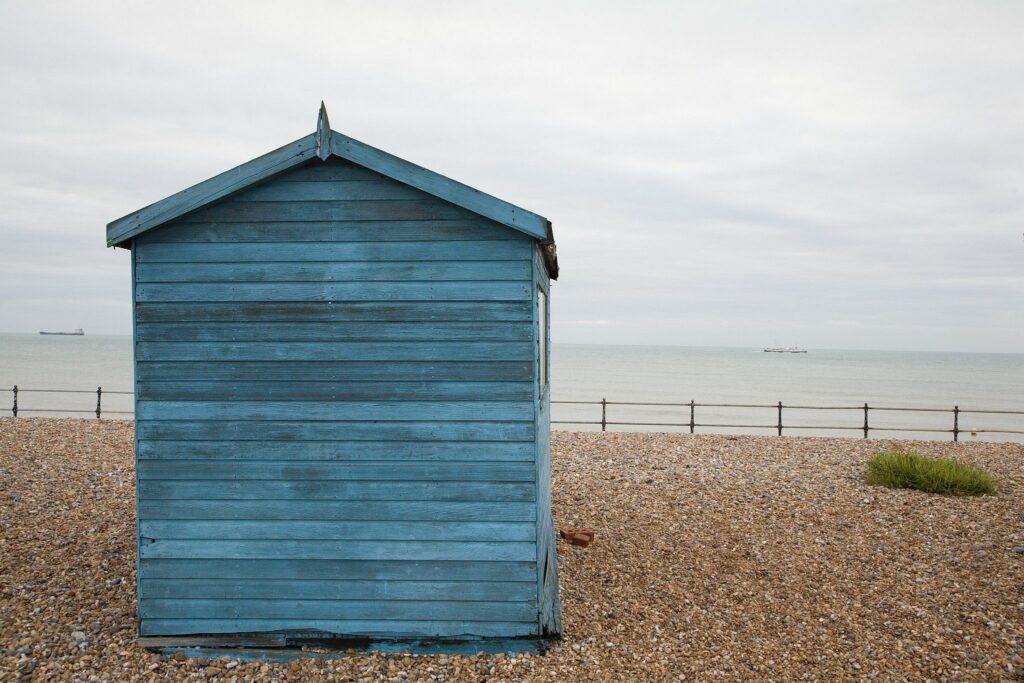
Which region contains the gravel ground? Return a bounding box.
[1,418,1022,682]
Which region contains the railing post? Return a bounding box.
[600,398,607,432]
[11,385,17,417]
[863,403,869,439]
[953,406,959,442]
[96,386,102,419]
[777,401,783,436]
[689,400,695,434]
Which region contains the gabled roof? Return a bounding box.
[106,103,558,277]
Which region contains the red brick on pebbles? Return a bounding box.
[559,527,596,547]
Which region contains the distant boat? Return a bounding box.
[39,329,84,336]
[764,346,807,353]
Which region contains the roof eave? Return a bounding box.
[106,134,319,247]
[328,131,550,241]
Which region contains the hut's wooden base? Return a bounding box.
[140,635,552,659]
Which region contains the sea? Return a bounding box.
[1,333,1022,442]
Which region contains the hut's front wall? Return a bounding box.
[132,158,547,639]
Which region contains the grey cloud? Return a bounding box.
[0,1,1021,351]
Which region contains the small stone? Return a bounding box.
[172,651,187,662]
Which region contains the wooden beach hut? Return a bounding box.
[106,104,561,646]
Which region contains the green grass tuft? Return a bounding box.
[866,450,997,496]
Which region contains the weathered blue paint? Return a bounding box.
[140,218,521,243]
[139,521,537,541]
[136,441,536,461]
[141,559,538,582]
[133,240,532,263]
[134,322,534,341]
[136,380,535,401]
[136,360,533,382]
[135,301,534,323]
[534,243,562,635]
[110,106,560,644]
[142,620,539,639]
[136,420,536,442]
[137,460,536,480]
[136,262,532,282]
[137,480,537,501]
[142,579,538,601]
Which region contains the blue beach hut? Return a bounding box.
[106,104,561,646]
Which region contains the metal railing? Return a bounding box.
[9,385,134,419]
[553,398,1024,441]
[6,386,1023,441]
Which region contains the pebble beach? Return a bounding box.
[1,418,1022,681]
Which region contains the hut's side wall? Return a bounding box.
[132,158,542,639]
[533,245,562,635]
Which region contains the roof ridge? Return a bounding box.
[105,103,557,276]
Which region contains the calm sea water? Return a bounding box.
[1,334,1022,441]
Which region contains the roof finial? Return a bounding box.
[316,101,331,160]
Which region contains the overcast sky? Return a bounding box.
[0,1,1021,352]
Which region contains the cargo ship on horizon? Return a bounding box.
[39,328,84,336]
[764,346,807,353]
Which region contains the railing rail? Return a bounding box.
[8,386,134,419]
[6,386,1023,440]
[552,398,1024,441]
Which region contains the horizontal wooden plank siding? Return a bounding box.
[137,380,534,401]
[135,322,534,343]
[141,220,521,243]
[139,520,536,541]
[234,180,433,202]
[135,301,533,323]
[136,400,534,421]
[140,619,538,638]
[137,461,535,481]
[134,158,541,639]
[135,341,533,361]
[275,159,388,182]
[140,559,536,582]
[140,540,535,564]
[140,540,537,562]
[137,480,536,501]
[139,599,535,621]
[183,199,483,223]
[140,579,536,602]
[136,441,536,461]
[135,240,531,263]
[136,261,531,282]
[136,281,531,302]
[138,501,536,521]
[137,361,532,382]
[137,421,535,441]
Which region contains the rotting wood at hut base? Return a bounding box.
[140,634,552,660]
